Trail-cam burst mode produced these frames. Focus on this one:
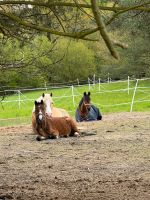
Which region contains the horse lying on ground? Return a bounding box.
[34,100,80,141]
[75,92,102,122]
[32,93,69,135]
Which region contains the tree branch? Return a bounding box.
[90,0,119,59]
[0,10,104,41]
[106,1,150,25]
[112,40,128,49]
[0,10,78,38]
[0,1,150,12]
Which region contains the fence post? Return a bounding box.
[71,85,75,107]
[45,82,47,91]
[18,90,21,109]
[128,76,130,95]
[93,74,95,85]
[99,78,101,91]
[130,79,139,112]
[77,78,79,86]
[108,73,110,83]
[88,77,91,91]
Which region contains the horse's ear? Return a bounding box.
[41,100,44,104]
[42,93,45,97]
[84,92,86,96]
[50,93,52,97]
[88,92,91,96]
[35,100,38,105]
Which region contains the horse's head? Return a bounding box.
[34,100,45,124]
[41,93,53,116]
[78,92,91,118]
[81,91,91,109]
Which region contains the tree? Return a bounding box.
[51,39,96,82]
[0,0,150,63]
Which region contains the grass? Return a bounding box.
[0,79,150,126]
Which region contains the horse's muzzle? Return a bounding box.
[88,107,91,111]
[45,112,52,117]
[39,114,43,120]
[37,114,43,124]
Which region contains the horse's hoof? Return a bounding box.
[64,135,69,138]
[50,135,59,139]
[74,132,80,137]
[36,136,41,141]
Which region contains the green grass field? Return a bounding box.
[0,79,150,126]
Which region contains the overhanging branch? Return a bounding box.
[91,0,119,59]
[0,10,104,41]
[0,1,150,12]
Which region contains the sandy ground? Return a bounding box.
[0,112,150,200]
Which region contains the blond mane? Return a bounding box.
[43,93,53,103]
[32,93,53,113]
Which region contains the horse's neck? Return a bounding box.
[79,104,88,117]
[36,115,47,129]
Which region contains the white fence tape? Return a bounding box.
[0,77,150,113]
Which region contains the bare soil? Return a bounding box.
[0,112,150,200]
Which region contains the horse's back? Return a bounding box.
[75,105,102,122]
[52,107,70,117]
[49,117,71,133]
[90,105,102,120]
[48,116,79,137]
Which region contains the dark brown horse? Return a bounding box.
[75,92,102,122]
[34,100,80,141]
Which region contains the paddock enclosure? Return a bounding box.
[1,78,150,126]
[0,112,150,200]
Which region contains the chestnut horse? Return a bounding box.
[32,93,69,135]
[75,92,102,122]
[34,100,80,141]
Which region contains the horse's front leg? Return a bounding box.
[48,129,59,139]
[37,127,59,140]
[36,134,50,141]
[36,128,50,141]
[36,135,47,141]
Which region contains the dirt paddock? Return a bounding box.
[0,112,150,200]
